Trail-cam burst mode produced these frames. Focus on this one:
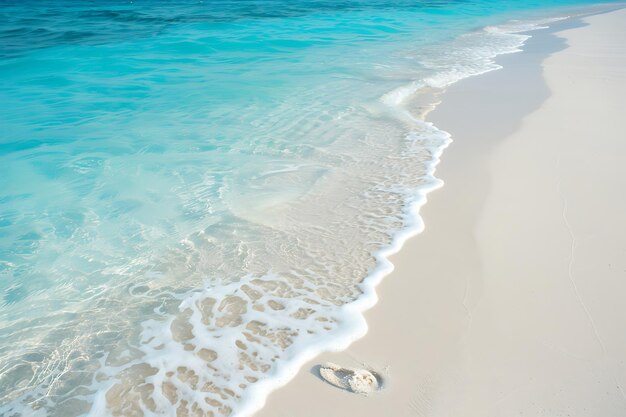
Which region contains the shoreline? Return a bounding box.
[254,6,626,417]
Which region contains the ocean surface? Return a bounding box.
[0,1,618,416]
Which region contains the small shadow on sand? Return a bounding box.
[309,364,324,381]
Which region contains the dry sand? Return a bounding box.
[254,7,626,417]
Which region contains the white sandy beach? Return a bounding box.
[255,7,626,417]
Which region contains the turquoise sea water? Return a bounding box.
[0,1,619,416]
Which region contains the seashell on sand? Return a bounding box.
[318,362,382,394]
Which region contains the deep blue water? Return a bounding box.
[0,1,618,416]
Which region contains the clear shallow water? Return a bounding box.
[0,1,617,416]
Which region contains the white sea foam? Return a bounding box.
[77,121,451,417]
